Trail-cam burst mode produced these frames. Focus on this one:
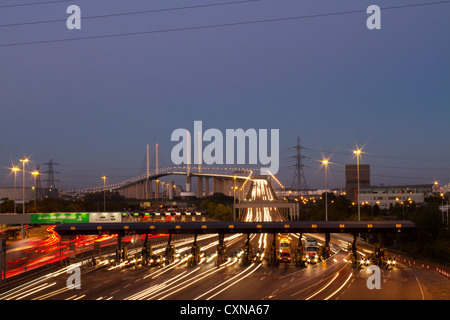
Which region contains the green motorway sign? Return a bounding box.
[30,213,90,224]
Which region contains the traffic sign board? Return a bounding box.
[30,213,89,224]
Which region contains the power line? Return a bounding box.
[1,0,449,47]
[0,0,261,28]
[0,0,73,9]
[303,146,450,162]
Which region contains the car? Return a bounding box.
[386,257,396,266]
[360,257,370,266]
[253,250,263,263]
[149,254,164,266]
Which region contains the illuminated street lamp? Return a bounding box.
[353,148,362,221]
[322,159,329,221]
[11,166,20,214]
[20,158,29,239]
[20,158,29,214]
[233,174,237,222]
[102,176,106,212]
[155,179,160,207]
[31,170,40,212]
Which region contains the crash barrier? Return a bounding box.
[400,257,450,279]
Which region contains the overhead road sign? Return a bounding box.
[30,213,89,224]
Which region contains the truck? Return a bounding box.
[277,234,291,263]
[304,239,320,264]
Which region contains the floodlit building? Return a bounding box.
[358,184,433,209]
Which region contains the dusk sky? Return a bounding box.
[1,0,449,191]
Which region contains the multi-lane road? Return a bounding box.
[0,231,440,302]
[1,178,449,307]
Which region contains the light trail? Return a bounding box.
[156,258,237,300]
[324,272,353,300]
[201,263,262,300]
[126,269,194,300]
[3,282,56,300]
[305,273,340,300]
[0,262,82,300]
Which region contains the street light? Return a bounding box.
[353,148,362,221]
[31,170,40,212]
[322,159,329,221]
[20,158,29,239]
[11,166,20,214]
[233,174,237,222]
[155,179,160,207]
[101,176,106,212]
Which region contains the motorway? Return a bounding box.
[0,231,434,301]
[0,179,448,302]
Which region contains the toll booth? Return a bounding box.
[69,242,76,263]
[187,234,201,267]
[350,234,358,267]
[216,233,228,266]
[295,236,306,267]
[268,233,278,266]
[122,247,128,262]
[142,234,152,267]
[165,244,175,263]
[322,233,331,260]
[373,234,385,266]
[164,234,175,264]
[240,233,253,266]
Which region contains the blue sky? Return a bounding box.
[0,0,449,191]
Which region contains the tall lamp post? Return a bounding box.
[102,176,106,212]
[31,170,40,212]
[20,158,29,239]
[233,174,237,222]
[322,159,329,221]
[11,166,20,214]
[353,149,362,221]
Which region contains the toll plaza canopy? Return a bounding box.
[54,220,414,236]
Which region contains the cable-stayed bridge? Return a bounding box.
[63,166,283,202]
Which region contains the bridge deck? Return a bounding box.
[54,220,414,235]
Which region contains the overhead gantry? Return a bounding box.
[54,220,414,267]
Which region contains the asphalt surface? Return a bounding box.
[3,231,447,302]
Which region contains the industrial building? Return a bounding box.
[345,164,370,203]
[358,184,433,209]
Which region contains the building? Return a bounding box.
[358,184,433,209]
[345,164,370,203]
